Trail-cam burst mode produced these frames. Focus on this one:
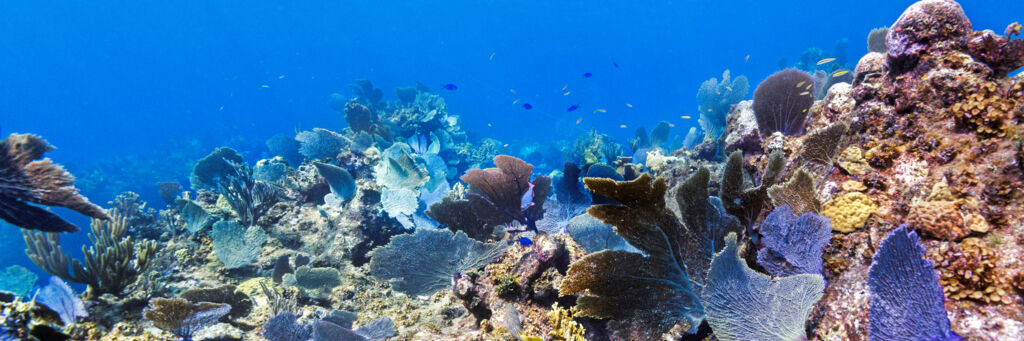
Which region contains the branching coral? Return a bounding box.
[23,209,157,297]
[219,161,281,226]
[0,133,109,232]
[929,237,1014,304]
[752,69,815,136]
[697,70,750,140]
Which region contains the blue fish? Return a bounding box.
[522,103,533,110]
[442,83,458,90]
[583,72,592,78]
[516,237,533,246]
[567,105,579,112]
[612,61,619,68]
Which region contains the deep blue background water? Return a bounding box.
[1,0,1021,289]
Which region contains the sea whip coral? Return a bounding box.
[0,133,109,232]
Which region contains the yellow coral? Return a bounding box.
[820,192,877,233]
[547,303,586,341]
[837,146,871,175]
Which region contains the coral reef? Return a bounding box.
[0,133,109,232]
[142,298,231,340]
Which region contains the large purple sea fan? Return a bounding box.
[752,69,815,136]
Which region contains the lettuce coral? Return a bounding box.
[820,192,876,233]
[702,233,824,341]
[0,133,109,232]
[868,225,960,341]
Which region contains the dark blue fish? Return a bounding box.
[522,103,533,110]
[567,105,579,112]
[442,83,458,90]
[612,61,619,68]
[583,72,592,78]
[516,237,533,246]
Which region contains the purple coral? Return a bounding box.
[0,133,109,232]
[868,225,961,341]
[755,205,831,277]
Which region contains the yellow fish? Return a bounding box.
[487,123,493,127]
[626,103,633,108]
[619,124,627,128]
[745,54,750,62]
[725,86,733,91]
[831,70,850,77]
[800,91,810,96]
[563,91,571,96]
[681,115,691,119]
[562,83,568,91]
[668,123,675,127]
[796,81,806,88]
[510,89,517,94]
[805,83,813,90]
[512,99,519,104]
[503,144,509,147]
[802,108,808,112]
[576,117,583,124]
[593,109,606,113]
[489,52,496,60]
[261,84,270,88]
[816,57,836,65]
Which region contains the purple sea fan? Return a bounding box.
[36,276,88,325]
[755,205,831,277]
[752,68,815,136]
[868,225,962,341]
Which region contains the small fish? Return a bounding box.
[626,103,633,108]
[668,123,675,127]
[796,81,806,88]
[612,61,619,68]
[745,54,750,62]
[593,109,606,113]
[442,83,458,90]
[831,70,850,77]
[816,57,836,65]
[583,72,592,78]
[510,89,517,94]
[512,99,519,104]
[522,103,533,110]
[725,86,733,91]
[802,108,808,112]
[681,115,691,119]
[278,75,285,79]
[489,52,496,60]
[487,123,493,127]
[567,105,579,112]
[619,124,627,128]
[219,106,224,111]
[562,83,568,91]
[563,91,571,96]
[800,91,810,96]
[261,84,270,88]
[520,182,536,210]
[516,237,533,247]
[805,83,813,90]
[576,117,583,124]
[503,143,509,147]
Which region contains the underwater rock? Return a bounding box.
[0,133,109,232]
[886,0,971,72]
[721,100,763,155]
[853,52,888,86]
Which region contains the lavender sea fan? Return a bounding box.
[36,276,87,325]
[868,225,962,341]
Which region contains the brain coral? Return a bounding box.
[906,200,968,240]
[820,192,877,233]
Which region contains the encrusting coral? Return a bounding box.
[0,133,109,232]
[819,192,876,233]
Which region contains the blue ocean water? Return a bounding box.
[0,0,1020,298]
